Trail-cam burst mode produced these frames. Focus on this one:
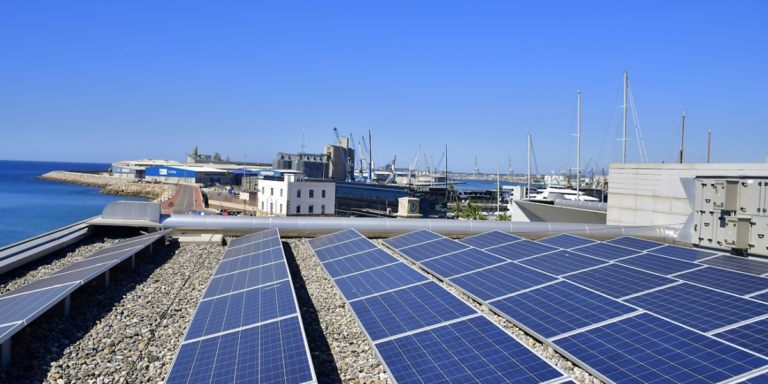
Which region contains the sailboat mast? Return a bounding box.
[707,130,712,163]
[622,71,628,163]
[577,90,581,197]
[496,164,500,214]
[679,110,686,163]
[527,132,531,199]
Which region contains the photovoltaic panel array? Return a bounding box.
[458,230,522,249]
[0,230,170,347]
[383,230,768,383]
[166,229,315,384]
[313,229,570,384]
[699,255,768,276]
[537,234,597,249]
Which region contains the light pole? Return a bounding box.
[243,155,247,213]
[184,152,188,185]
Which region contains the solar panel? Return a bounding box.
[393,238,469,262]
[676,267,768,296]
[420,248,506,278]
[484,239,559,261]
[381,230,443,250]
[647,244,720,262]
[740,372,768,383]
[185,280,296,341]
[605,236,664,251]
[203,262,289,300]
[227,228,279,248]
[7,263,113,296]
[306,229,361,249]
[376,316,566,384]
[166,317,314,384]
[570,242,642,261]
[714,318,768,358]
[752,292,768,303]
[214,247,284,276]
[615,253,702,276]
[624,283,768,333]
[537,234,597,249]
[349,281,477,341]
[554,313,768,383]
[458,231,522,249]
[314,238,378,262]
[563,264,678,299]
[322,248,399,278]
[222,237,283,261]
[0,322,22,344]
[334,262,429,301]
[489,281,637,339]
[0,283,77,324]
[519,250,607,276]
[449,262,558,301]
[700,255,768,276]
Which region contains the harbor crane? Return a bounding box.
[360,135,372,182]
[333,127,351,182]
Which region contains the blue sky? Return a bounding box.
[1,1,766,174]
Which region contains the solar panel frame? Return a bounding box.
[0,322,23,344]
[381,230,443,250]
[458,231,523,249]
[563,263,679,299]
[739,372,768,383]
[419,248,507,278]
[647,244,721,262]
[605,236,665,251]
[6,263,114,296]
[752,292,768,303]
[393,238,469,262]
[713,318,768,358]
[489,281,638,339]
[615,253,703,276]
[484,239,560,261]
[348,281,478,341]
[519,250,608,276]
[553,312,768,384]
[537,234,598,249]
[675,267,768,296]
[322,248,399,279]
[623,283,768,333]
[0,283,78,325]
[699,255,768,276]
[334,262,429,301]
[570,242,643,261]
[448,262,558,301]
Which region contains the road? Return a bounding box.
[162,184,205,215]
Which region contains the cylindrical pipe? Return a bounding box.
[161,215,680,243]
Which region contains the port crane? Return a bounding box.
[360,135,372,182]
[333,127,351,182]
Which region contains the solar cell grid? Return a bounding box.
[227,229,279,248]
[381,230,443,250]
[484,239,559,261]
[349,281,477,341]
[306,229,360,250]
[52,251,129,275]
[314,238,377,262]
[0,283,77,324]
[563,263,678,299]
[376,316,565,384]
[458,231,522,249]
[740,373,768,384]
[753,292,768,303]
[420,248,506,278]
[554,313,768,384]
[714,318,768,357]
[700,255,768,276]
[449,262,557,301]
[605,236,664,251]
[203,262,289,299]
[334,263,429,301]
[570,242,642,261]
[537,234,597,249]
[394,237,469,262]
[185,280,296,341]
[167,317,314,384]
[676,267,768,296]
[0,322,21,343]
[490,281,637,339]
[519,250,607,276]
[623,283,768,333]
[85,241,143,260]
[647,244,720,262]
[322,248,399,278]
[8,263,111,296]
[214,247,284,276]
[615,253,702,276]
[222,236,282,260]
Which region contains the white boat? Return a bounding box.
[527,185,599,202]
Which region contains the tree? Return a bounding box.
[451,202,463,218]
[462,200,487,220]
[213,152,222,161]
[496,213,511,221]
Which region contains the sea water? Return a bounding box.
[0,160,146,247]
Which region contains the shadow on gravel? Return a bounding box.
[283,242,342,384]
[0,240,180,384]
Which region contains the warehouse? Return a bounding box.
[144,165,234,185]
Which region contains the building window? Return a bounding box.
[309,205,314,214]
[296,205,301,214]
[309,190,314,198]
[297,189,301,198]
[280,189,283,197]
[321,205,326,214]
[261,201,264,210]
[280,204,283,213]
[322,190,326,198]
[261,187,265,194]
[270,188,274,196]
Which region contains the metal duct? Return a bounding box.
[553,199,608,212]
[161,215,682,244]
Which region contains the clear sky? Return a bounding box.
[1,1,766,174]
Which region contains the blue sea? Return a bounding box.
[0,160,146,248]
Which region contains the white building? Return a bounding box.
[256,172,335,217]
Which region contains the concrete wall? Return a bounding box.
[608,163,768,227]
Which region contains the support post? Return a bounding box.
[131,254,136,269]
[104,270,110,288]
[1,338,11,367]
[64,295,71,317]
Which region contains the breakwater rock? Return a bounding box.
[40,171,175,202]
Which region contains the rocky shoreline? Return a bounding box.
[39,171,175,202]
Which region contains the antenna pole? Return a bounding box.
[368,130,372,182]
[707,129,711,163]
[577,90,581,197]
[445,144,448,219]
[622,71,628,163]
[527,132,531,199]
[679,110,686,163]
[496,164,500,215]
